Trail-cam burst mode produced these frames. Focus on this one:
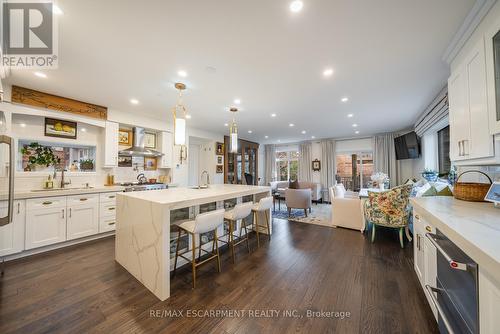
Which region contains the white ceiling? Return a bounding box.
[5,0,475,144]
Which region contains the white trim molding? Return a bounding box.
[443,0,497,65]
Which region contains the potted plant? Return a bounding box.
[422,168,439,182]
[79,159,95,171]
[21,142,61,171]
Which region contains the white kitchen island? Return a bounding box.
[115,184,271,301]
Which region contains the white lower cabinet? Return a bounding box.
[99,192,117,233]
[25,197,67,250]
[0,200,26,256]
[66,194,99,240]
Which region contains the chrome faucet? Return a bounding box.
[200,170,210,187]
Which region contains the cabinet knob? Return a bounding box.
[425,226,432,232]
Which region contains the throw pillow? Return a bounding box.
[415,183,431,197]
[289,180,299,189]
[436,186,453,196]
[422,186,438,197]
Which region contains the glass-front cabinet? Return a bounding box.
[224,136,259,185]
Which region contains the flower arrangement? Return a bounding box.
[371,172,389,190]
[421,168,438,182]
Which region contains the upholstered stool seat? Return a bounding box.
[251,196,273,248]
[221,202,254,263]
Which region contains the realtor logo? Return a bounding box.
[1,1,58,68]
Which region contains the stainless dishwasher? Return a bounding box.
[425,229,479,334]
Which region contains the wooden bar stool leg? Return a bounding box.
[243,219,250,253]
[214,229,221,273]
[265,210,271,241]
[254,211,260,248]
[173,228,182,277]
[191,232,196,289]
[198,234,202,260]
[229,220,236,263]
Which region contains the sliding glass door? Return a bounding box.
[336,152,373,191]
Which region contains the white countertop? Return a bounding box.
[411,197,500,282]
[0,185,125,200]
[118,184,271,208]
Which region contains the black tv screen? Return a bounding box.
[394,132,420,160]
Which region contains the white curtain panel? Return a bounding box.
[264,144,276,185]
[320,140,336,200]
[374,133,399,187]
[298,142,312,182]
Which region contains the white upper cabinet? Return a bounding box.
[103,121,119,167]
[448,38,494,162]
[485,16,500,134]
[159,131,173,169]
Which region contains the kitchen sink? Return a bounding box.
[30,187,94,192]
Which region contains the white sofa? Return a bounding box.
[329,184,364,232]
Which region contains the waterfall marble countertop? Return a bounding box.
[0,185,125,200]
[117,184,271,209]
[411,197,500,282]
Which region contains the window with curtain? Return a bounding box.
[335,152,373,191]
[276,151,299,181]
[437,125,451,174]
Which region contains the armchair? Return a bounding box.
[364,184,413,248]
[329,185,364,232]
[285,188,312,217]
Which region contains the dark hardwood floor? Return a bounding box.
[0,219,438,334]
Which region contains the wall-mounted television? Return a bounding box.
[394,131,420,160]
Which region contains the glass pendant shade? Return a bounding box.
[174,117,186,146]
[230,122,238,153]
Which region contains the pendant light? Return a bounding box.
[172,83,187,146]
[229,107,238,153]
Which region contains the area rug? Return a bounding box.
[273,203,333,227]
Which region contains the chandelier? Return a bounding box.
[229,107,238,153]
[172,82,187,146]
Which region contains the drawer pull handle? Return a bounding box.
[425,226,432,232]
[42,201,53,205]
[108,222,115,226]
[109,196,115,199]
[108,207,115,211]
[415,214,420,220]
[79,198,88,201]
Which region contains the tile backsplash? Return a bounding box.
[457,166,500,183]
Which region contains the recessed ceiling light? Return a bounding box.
[224,123,229,127]
[352,123,358,127]
[130,98,139,105]
[289,0,303,13]
[34,72,47,78]
[20,123,26,128]
[277,139,281,143]
[248,130,253,134]
[347,113,354,118]
[311,136,315,139]
[234,99,241,105]
[81,128,87,132]
[289,123,295,127]
[341,97,349,103]
[178,70,187,77]
[323,68,334,77]
[271,113,277,118]
[355,130,360,134]
[186,114,192,119]
[301,130,306,134]
[265,135,269,139]
[53,5,63,15]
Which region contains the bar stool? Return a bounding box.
[252,196,273,248]
[173,209,225,289]
[222,202,254,263]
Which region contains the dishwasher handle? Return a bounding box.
[425,285,456,334]
[425,233,467,271]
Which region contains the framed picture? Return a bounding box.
[312,159,321,171]
[144,157,157,171]
[118,156,132,167]
[216,142,224,156]
[44,118,77,139]
[485,182,500,204]
[216,165,223,173]
[119,129,132,145]
[217,156,223,164]
[144,132,157,149]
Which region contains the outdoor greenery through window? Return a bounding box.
[336,152,374,191]
[276,151,299,181]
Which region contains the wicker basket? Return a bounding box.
[453,170,492,202]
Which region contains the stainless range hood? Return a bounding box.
[119,127,163,157]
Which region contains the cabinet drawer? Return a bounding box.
[67,194,98,206]
[99,192,118,203]
[100,202,116,217]
[99,216,116,233]
[27,196,66,210]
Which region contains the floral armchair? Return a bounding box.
[364,184,413,248]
